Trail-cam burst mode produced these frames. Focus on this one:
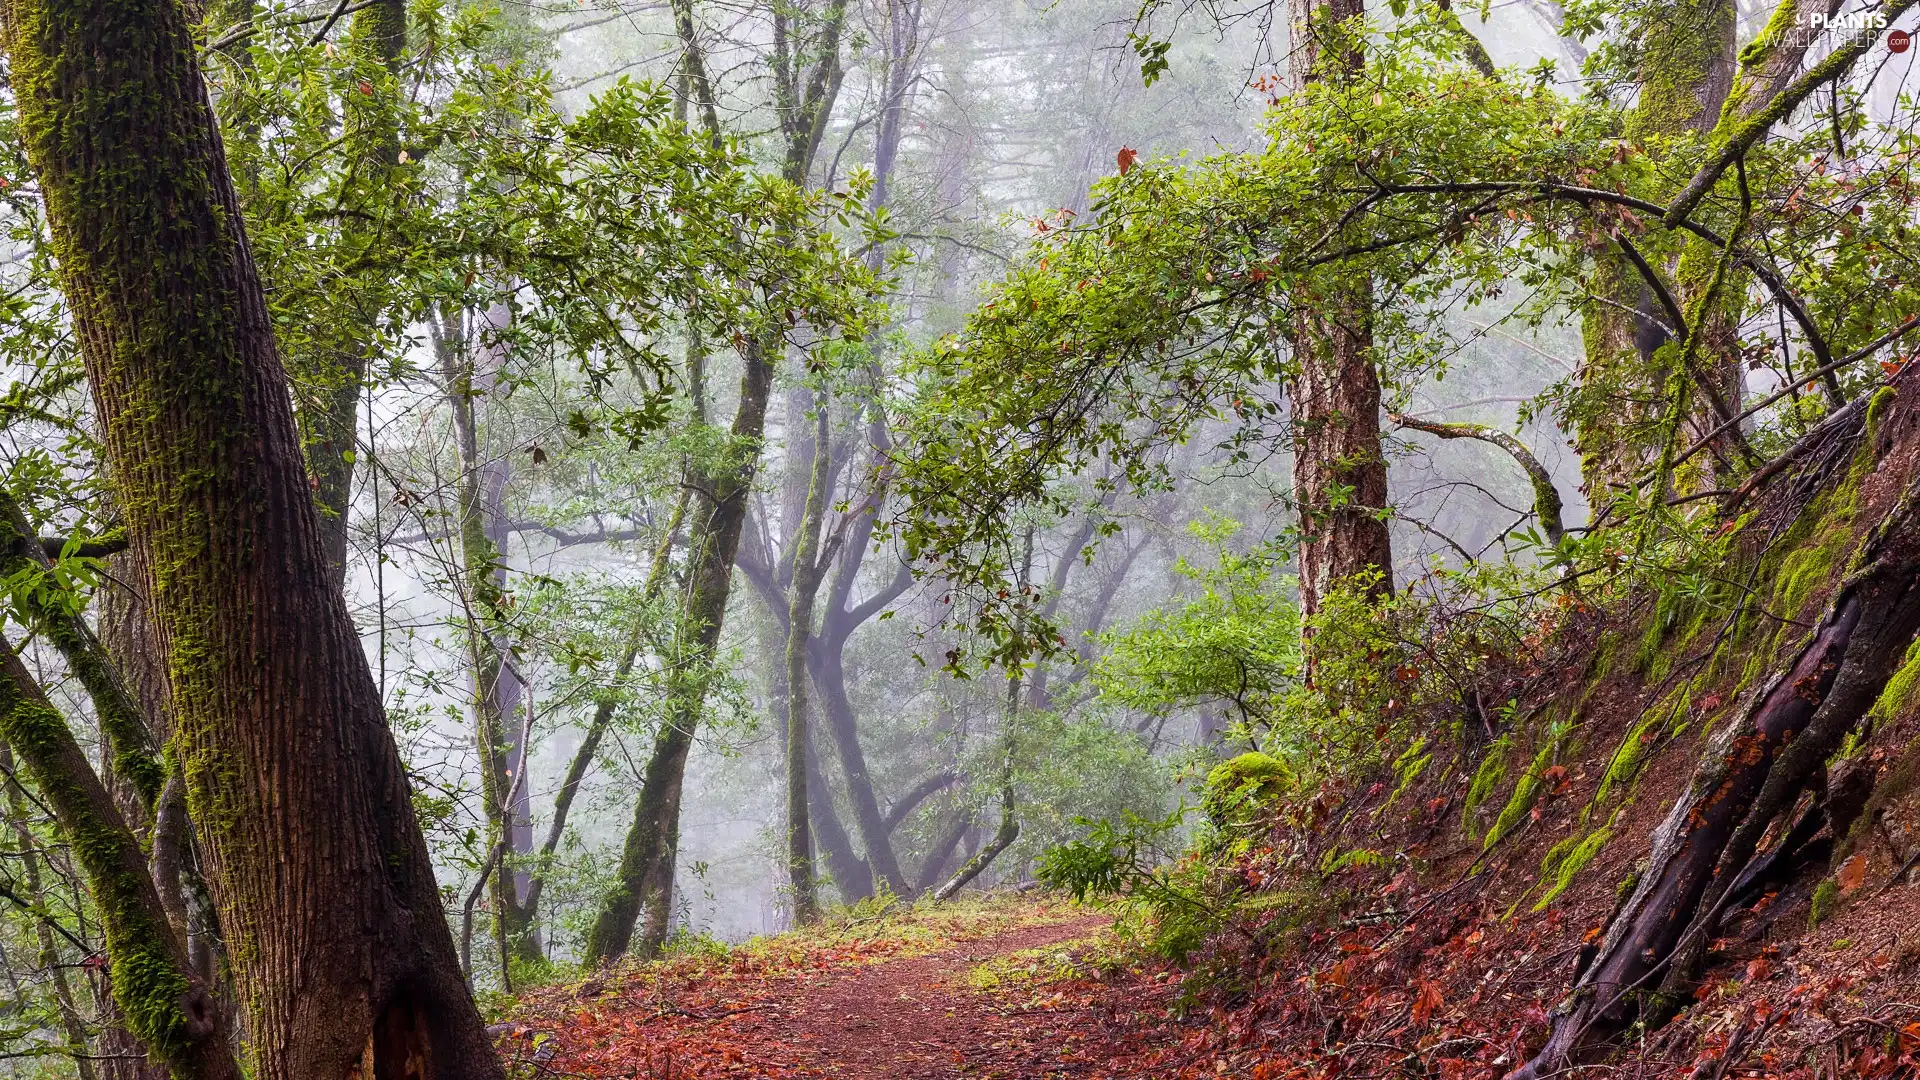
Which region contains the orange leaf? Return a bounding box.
[1116,146,1138,175]
[1899,1021,1920,1053]
[1411,980,1444,1023]
[1839,852,1869,894]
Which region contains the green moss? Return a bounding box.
[1202,752,1292,826]
[1387,736,1431,807]
[1871,639,1920,724]
[1483,723,1567,851]
[1463,732,1513,833]
[1623,0,1736,142]
[1534,825,1615,911]
[1809,879,1839,928]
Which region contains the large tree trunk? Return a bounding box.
[1286,0,1392,629]
[1571,0,1736,499]
[1511,465,1920,1079]
[1,5,503,1075]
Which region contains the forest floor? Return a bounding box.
[500,897,1190,1079]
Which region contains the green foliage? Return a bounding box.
[1036,809,1229,961]
[1094,520,1300,727]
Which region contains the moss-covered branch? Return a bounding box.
[0,490,164,810]
[1664,0,1920,226]
[0,638,238,1080]
[1391,415,1565,545]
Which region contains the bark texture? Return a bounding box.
[1287,0,1393,625]
[1,5,502,1076]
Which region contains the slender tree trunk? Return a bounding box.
[783,402,833,923]
[298,0,407,582]
[0,492,162,813]
[914,809,975,895]
[584,0,855,963]
[584,333,777,962]
[935,669,1023,902]
[1,5,503,1073]
[1286,0,1392,631]
[439,305,538,966]
[1661,0,1842,487]
[810,641,910,891]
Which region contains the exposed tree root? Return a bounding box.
[1509,471,1920,1079]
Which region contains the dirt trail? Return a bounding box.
[725,915,1110,1079]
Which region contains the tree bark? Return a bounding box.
[1661,0,1846,488]
[0,4,503,1074]
[438,305,538,967]
[1287,0,1392,631]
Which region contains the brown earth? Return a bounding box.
[725,914,1113,1078]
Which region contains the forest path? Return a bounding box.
[505,902,1140,1079]
[722,914,1109,1078]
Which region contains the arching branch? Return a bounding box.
[1390,414,1565,546]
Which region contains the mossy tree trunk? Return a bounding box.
[1659,0,1844,485]
[1571,0,1736,499]
[783,400,834,923]
[0,3,503,1075]
[0,642,240,1080]
[0,743,99,1080]
[1286,0,1393,642]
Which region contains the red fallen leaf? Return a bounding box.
[1745,956,1773,982]
[1116,146,1138,175]
[1411,980,1444,1023]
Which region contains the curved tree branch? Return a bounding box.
[1390,414,1565,545]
